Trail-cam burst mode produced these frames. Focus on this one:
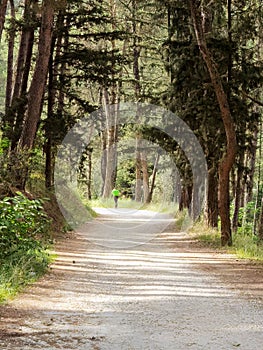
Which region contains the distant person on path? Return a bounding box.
[111,188,120,208]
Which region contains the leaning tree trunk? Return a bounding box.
[3,0,33,145]
[19,0,54,151]
[17,0,54,190]
[189,0,237,246]
[11,27,35,150]
[147,152,160,203]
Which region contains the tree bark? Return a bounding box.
[205,167,219,228]
[232,154,244,232]
[147,152,160,203]
[257,196,263,241]
[135,136,142,202]
[189,0,237,246]
[19,0,55,150]
[45,35,56,190]
[11,28,35,150]
[0,0,8,42]
[140,146,149,203]
[3,0,33,145]
[5,0,15,112]
[102,89,118,198]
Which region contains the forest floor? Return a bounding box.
[0,208,263,350]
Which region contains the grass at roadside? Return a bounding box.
[0,193,56,304]
[0,250,54,304]
[190,221,263,262]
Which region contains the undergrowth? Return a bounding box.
[0,250,53,303]
[190,221,263,262]
[0,193,54,304]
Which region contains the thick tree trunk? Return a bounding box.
[205,167,219,228]
[19,0,54,151]
[189,0,237,246]
[179,184,192,212]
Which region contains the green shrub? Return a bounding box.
[0,193,53,303]
[0,192,51,260]
[0,249,53,303]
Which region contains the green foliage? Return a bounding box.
[0,193,53,303]
[191,222,263,261]
[236,201,260,235]
[0,193,51,260]
[0,249,53,303]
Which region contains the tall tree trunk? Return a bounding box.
[257,197,263,241]
[45,11,65,190]
[45,35,56,190]
[246,128,258,204]
[3,0,33,144]
[5,0,15,112]
[147,152,160,203]
[179,184,192,211]
[102,89,118,198]
[87,148,92,200]
[100,128,107,195]
[0,0,8,42]
[45,137,53,189]
[232,153,244,232]
[19,0,55,151]
[189,0,237,246]
[135,136,142,201]
[11,28,35,150]
[131,0,148,202]
[101,1,119,198]
[205,167,218,228]
[140,146,149,203]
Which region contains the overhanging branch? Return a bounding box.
[242,90,263,107]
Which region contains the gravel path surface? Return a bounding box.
[0,208,262,350]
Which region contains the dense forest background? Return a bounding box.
[0,0,262,250]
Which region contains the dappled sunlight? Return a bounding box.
[46,236,239,301]
[1,209,262,350]
[8,235,262,350]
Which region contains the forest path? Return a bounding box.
[0,208,263,350]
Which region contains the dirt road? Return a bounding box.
[0,208,263,349]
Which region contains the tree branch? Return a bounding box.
[241,90,263,107]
